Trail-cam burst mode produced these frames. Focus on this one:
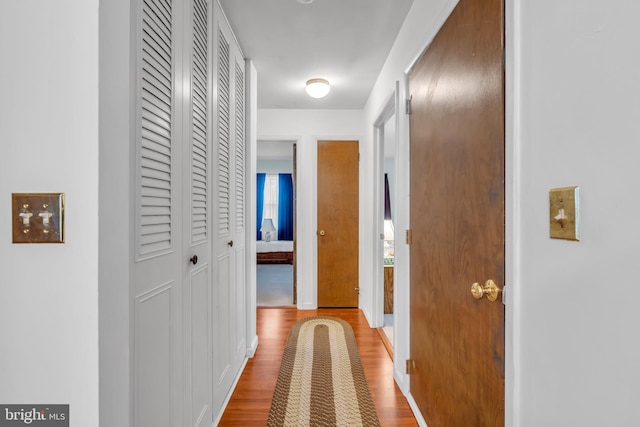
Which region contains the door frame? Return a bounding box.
[372,82,400,329]
[394,0,519,425]
[255,136,300,306]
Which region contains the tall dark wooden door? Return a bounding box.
[317,140,359,307]
[409,0,505,426]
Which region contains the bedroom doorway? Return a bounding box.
[256,140,297,306]
[373,84,399,354]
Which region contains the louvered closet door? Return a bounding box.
[212,0,246,416]
[182,0,213,426]
[132,0,184,426]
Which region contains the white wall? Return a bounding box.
[0,1,100,426]
[258,109,365,309]
[99,0,132,425]
[257,159,293,174]
[246,60,259,357]
[512,1,640,425]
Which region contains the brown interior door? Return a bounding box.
[409,0,505,426]
[317,140,359,307]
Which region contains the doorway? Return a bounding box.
[373,85,400,353]
[317,140,359,307]
[256,140,297,307]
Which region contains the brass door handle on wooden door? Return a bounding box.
[470,280,501,302]
[318,230,326,236]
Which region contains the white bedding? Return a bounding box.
[256,240,293,253]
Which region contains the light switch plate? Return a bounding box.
[12,193,65,243]
[549,186,579,241]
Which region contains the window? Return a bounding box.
[262,174,279,239]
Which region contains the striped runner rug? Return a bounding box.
[267,316,381,427]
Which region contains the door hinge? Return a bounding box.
[405,97,412,115]
[406,359,414,374]
[406,229,412,245]
[358,152,360,161]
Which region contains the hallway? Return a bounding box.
[218,307,417,426]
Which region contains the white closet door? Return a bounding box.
[212,3,233,414]
[212,0,246,416]
[133,0,184,426]
[182,0,213,426]
[132,0,246,423]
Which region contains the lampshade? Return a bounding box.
[261,218,276,232]
[305,78,330,98]
[383,219,395,241]
[261,218,276,242]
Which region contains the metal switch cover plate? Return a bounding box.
[549,186,579,241]
[12,193,65,243]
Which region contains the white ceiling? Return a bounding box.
[218,0,414,109]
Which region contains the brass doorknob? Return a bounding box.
[470,280,501,302]
[319,230,326,236]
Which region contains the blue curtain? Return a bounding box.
[256,173,266,240]
[278,174,294,241]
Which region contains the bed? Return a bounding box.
[256,240,294,264]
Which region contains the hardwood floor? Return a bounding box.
[218,307,418,426]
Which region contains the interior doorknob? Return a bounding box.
[319,230,326,236]
[189,255,198,265]
[470,280,501,302]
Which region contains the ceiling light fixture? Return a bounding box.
[305,78,330,98]
[296,0,314,4]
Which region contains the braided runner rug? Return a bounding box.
[267,316,381,427]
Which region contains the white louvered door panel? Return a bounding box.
[212,1,246,418]
[234,61,245,234]
[182,0,212,426]
[212,7,233,415]
[133,0,184,426]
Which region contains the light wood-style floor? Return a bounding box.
[218,307,418,426]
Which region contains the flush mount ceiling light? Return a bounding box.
[296,0,314,4]
[305,78,330,98]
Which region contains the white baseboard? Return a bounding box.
[405,391,429,427]
[247,335,259,358]
[361,306,375,328]
[212,357,249,426]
